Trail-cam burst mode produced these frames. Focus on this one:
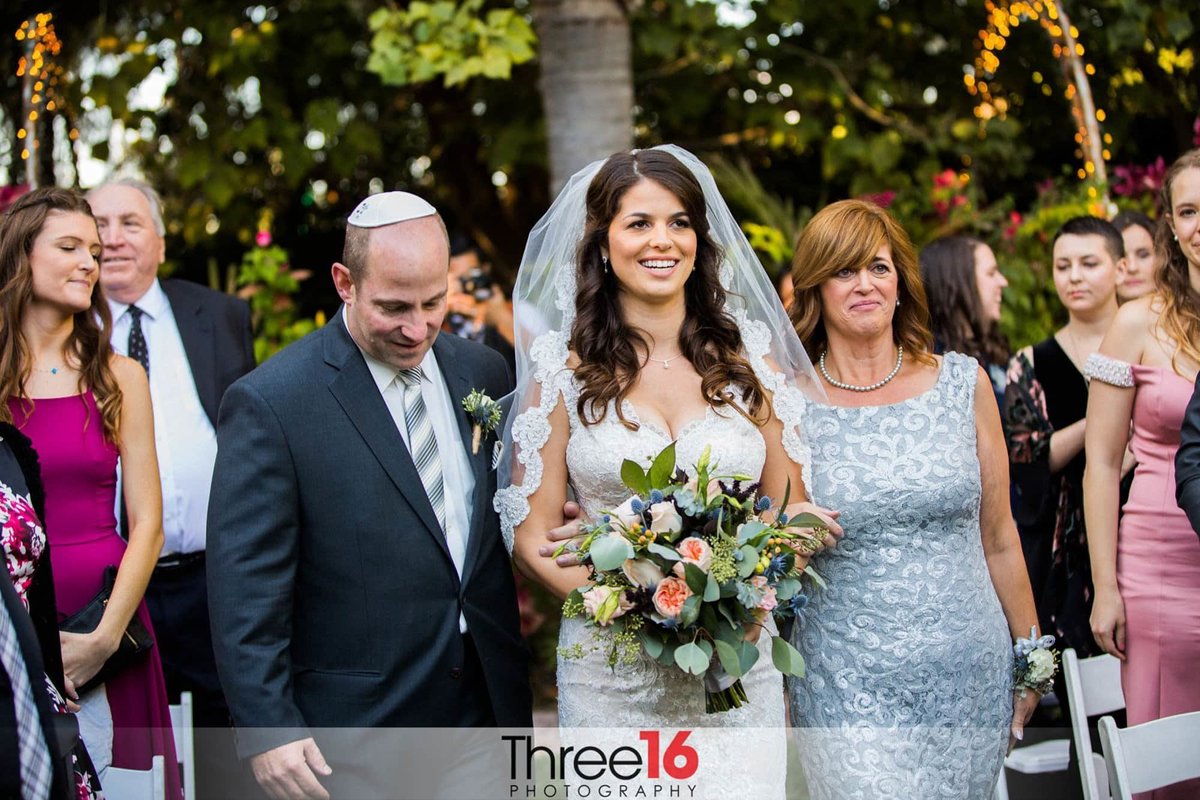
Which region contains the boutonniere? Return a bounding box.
[462,389,502,455]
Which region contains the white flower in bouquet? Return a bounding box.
[622,557,666,589]
[612,496,643,529]
[648,501,682,534]
[581,585,634,627]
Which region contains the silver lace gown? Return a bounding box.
[787,353,1012,799]
[555,371,787,798]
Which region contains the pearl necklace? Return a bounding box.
[819,346,904,392]
[649,352,684,370]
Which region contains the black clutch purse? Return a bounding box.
[59,565,154,694]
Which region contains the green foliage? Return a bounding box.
[235,241,324,362]
[366,0,536,87]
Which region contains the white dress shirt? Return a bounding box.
[350,315,475,632]
[108,279,218,555]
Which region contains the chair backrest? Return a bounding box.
[1063,649,1125,800]
[168,691,195,800]
[1099,711,1200,799]
[102,754,166,800]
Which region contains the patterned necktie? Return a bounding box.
[127,305,150,376]
[0,605,54,800]
[398,367,446,534]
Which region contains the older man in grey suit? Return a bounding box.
[207,193,530,800]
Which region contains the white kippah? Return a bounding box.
[347,191,437,228]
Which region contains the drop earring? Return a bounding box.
[602,255,610,273]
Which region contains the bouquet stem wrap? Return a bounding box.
[704,661,748,714]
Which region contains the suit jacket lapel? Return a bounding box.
[325,316,453,563]
[163,281,220,425]
[433,336,490,584]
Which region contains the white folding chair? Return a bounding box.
[1062,649,1125,800]
[1099,710,1200,799]
[168,690,196,799]
[994,696,1071,799]
[102,754,166,800]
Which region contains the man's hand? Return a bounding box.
[537,501,584,567]
[250,738,332,800]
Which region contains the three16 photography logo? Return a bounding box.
[504,730,700,797]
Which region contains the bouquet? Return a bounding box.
[558,442,827,712]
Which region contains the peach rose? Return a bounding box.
[648,501,682,534]
[652,576,693,619]
[671,537,713,577]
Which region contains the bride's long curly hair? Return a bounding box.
[571,149,767,428]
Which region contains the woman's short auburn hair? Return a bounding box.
[788,198,934,365]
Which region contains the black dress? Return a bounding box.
[1004,337,1097,656]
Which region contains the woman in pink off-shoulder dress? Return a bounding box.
[1083,149,1200,800]
[0,187,180,799]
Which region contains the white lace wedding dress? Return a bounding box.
[498,341,788,799]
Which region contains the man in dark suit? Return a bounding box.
[208,192,531,800]
[1177,373,1200,538]
[88,179,257,797]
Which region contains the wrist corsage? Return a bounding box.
[462,389,502,454]
[1013,626,1058,697]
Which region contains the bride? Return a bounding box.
[495,146,838,797]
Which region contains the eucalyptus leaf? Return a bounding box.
[737,545,759,578]
[589,534,634,572]
[679,595,701,628]
[704,572,721,602]
[639,627,665,659]
[737,520,769,545]
[804,565,827,590]
[674,642,709,676]
[775,577,802,601]
[737,640,760,674]
[647,542,681,561]
[714,639,744,677]
[771,636,806,677]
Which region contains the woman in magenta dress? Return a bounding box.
[1084,149,1200,800]
[0,187,180,799]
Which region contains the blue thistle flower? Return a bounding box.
[787,593,809,615]
[778,513,789,525]
[755,495,772,512]
[765,554,790,581]
[649,489,664,504]
[631,498,646,514]
[600,514,611,524]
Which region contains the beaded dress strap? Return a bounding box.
[1084,353,1134,388]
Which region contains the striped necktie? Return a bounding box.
[398,367,446,534]
[0,604,54,800]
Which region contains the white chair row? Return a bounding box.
[997,649,1200,799]
[100,691,194,799]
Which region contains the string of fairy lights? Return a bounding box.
[14,12,77,186]
[967,0,1111,193]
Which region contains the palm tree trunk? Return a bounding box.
[533,0,633,196]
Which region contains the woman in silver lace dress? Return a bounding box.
[784,200,1043,799]
[495,147,837,798]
